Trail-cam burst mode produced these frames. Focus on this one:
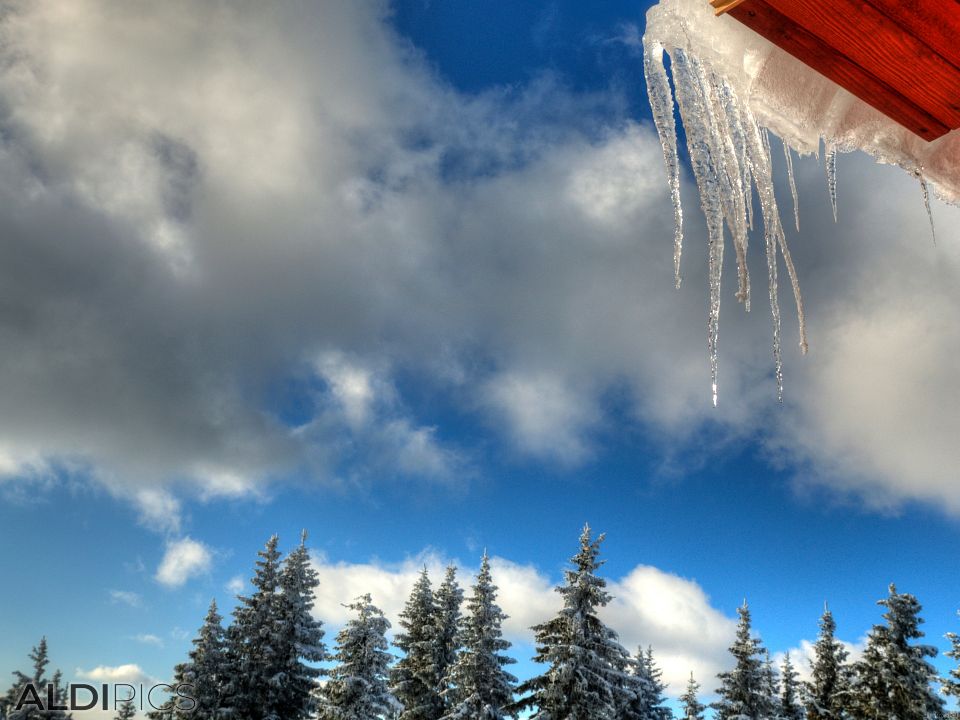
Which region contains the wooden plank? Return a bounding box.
[760,0,960,129]
[860,0,960,74]
[728,0,950,140]
[711,0,750,15]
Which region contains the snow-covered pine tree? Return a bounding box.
[762,651,781,719]
[620,646,672,720]
[220,535,286,720]
[176,599,228,720]
[1,638,70,720]
[145,699,176,720]
[512,525,629,720]
[433,566,464,716]
[848,584,944,720]
[944,612,960,705]
[320,594,400,720]
[805,606,850,720]
[442,552,517,720]
[275,531,327,720]
[391,568,443,720]
[115,700,137,720]
[679,673,706,720]
[778,653,803,720]
[145,662,189,720]
[713,602,775,720]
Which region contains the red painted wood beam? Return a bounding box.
[761,0,960,129]
[860,0,960,75]
[727,0,950,140]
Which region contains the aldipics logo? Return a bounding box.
[10,683,196,713]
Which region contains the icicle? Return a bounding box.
[783,142,800,232]
[740,110,785,401]
[643,38,684,288]
[670,48,727,406]
[700,69,749,311]
[825,144,838,222]
[918,171,937,245]
[642,12,811,404]
[777,230,808,355]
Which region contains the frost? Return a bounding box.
[642,0,959,403]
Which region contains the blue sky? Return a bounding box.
[1,0,960,713]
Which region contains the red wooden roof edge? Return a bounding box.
[715,0,960,141]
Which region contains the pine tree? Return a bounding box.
[320,594,400,720]
[391,568,443,720]
[275,531,327,720]
[779,653,803,720]
[221,535,286,720]
[848,584,944,720]
[679,673,706,720]
[1,638,71,720]
[713,602,775,720]
[434,566,464,716]
[944,612,960,706]
[177,599,228,720]
[442,552,517,720]
[763,652,781,719]
[145,662,188,720]
[115,700,137,720]
[620,646,671,720]
[805,606,850,720]
[512,524,629,720]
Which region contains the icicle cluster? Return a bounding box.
[642,0,957,404]
[644,35,806,405]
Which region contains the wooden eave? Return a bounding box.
[711,0,960,141]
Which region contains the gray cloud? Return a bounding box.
[0,0,957,525]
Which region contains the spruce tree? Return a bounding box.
[848,584,944,720]
[713,602,774,720]
[805,606,850,720]
[177,599,228,720]
[275,531,327,720]
[779,653,803,720]
[145,662,188,720]
[680,673,706,720]
[320,594,400,720]
[943,612,960,706]
[1,638,70,720]
[115,700,137,720]
[763,652,781,719]
[512,525,629,720]
[620,646,671,720]
[221,535,286,720]
[434,566,464,715]
[442,552,517,720]
[391,568,443,720]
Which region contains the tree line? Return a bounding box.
[4,525,960,719]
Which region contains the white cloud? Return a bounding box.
[155,537,213,588]
[304,353,463,483]
[604,566,738,686]
[773,636,866,685]
[109,590,143,608]
[309,549,736,692]
[130,633,164,648]
[76,664,155,686]
[483,372,598,464]
[134,489,182,534]
[315,352,381,429]
[225,575,246,595]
